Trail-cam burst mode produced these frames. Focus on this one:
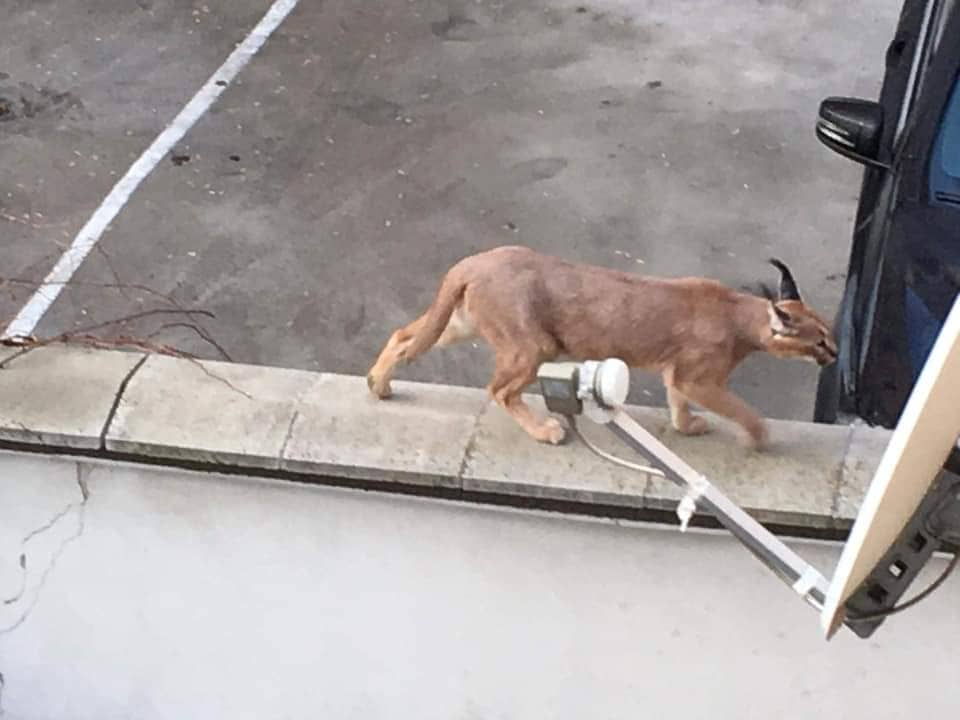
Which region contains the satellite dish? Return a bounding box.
[536,302,959,640]
[821,294,960,638]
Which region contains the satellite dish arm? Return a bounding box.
[538,360,832,614]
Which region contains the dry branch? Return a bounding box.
[2,238,246,397]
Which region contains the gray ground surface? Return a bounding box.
[1,0,900,419]
[3,455,958,719]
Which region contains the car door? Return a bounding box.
[855,1,960,426]
[815,0,960,425]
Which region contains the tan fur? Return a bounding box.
[367,246,836,449]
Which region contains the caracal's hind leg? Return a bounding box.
[367,314,429,399]
[435,304,476,348]
[367,305,475,399]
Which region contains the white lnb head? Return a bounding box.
[537,358,631,422]
[585,358,630,408]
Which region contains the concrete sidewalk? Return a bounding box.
[0,344,889,533]
[2,450,956,720]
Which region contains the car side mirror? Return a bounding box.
[816,97,889,169]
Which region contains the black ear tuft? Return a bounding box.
[740,282,776,301]
[757,282,776,302]
[769,258,802,302]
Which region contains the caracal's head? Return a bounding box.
[762,259,837,367]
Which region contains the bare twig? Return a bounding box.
[3,333,252,399]
[1,272,227,362]
[66,308,215,337]
[147,322,233,361]
[0,277,212,322]
[92,243,133,302]
[0,251,245,398]
[186,358,252,399]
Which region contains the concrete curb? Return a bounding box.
[0,344,889,532]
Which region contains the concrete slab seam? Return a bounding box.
[275,372,332,465]
[0,346,34,370]
[98,353,149,451]
[456,400,493,489]
[830,422,858,526]
[278,409,301,463]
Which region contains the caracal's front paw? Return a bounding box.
[533,417,567,445]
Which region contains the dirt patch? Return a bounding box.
[326,91,404,127]
[0,79,83,123]
[430,15,482,41]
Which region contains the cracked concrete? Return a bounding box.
[0,458,89,636]
[455,400,492,484]
[828,423,859,522]
[0,344,146,448]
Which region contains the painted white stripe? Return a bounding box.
[3,0,301,340]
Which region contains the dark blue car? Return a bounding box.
[814,0,960,428]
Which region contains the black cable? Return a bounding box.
[845,551,959,624]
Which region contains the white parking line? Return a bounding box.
[2,0,301,341]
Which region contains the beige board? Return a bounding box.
[822,295,960,638]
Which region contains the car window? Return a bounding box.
[895,0,941,143]
[940,74,960,178]
[931,0,956,56]
[914,0,955,101]
[930,71,960,204]
[897,0,957,147]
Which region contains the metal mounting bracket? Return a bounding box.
[840,457,960,637]
[604,409,832,610]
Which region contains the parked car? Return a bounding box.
[813,0,960,428]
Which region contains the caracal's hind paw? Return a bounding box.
[678,415,710,436]
[367,372,393,400]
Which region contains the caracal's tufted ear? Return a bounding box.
[769,258,802,302]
